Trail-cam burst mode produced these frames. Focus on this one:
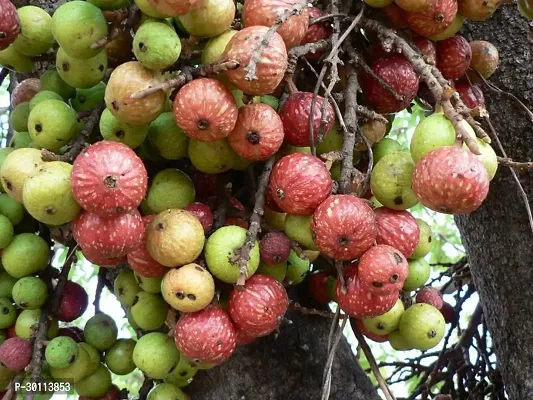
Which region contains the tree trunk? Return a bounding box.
[456,8,533,400]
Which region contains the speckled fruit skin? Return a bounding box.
[223,26,288,96]
[336,265,398,318]
[228,274,288,337]
[412,146,490,214]
[311,195,377,260]
[73,209,144,259]
[227,103,284,161]
[269,153,333,216]
[360,55,419,113]
[354,319,389,343]
[406,0,458,38]
[148,0,200,16]
[0,0,20,50]
[300,7,332,60]
[83,248,127,267]
[72,141,148,216]
[458,0,498,20]
[10,78,40,107]
[416,286,443,309]
[384,3,409,28]
[0,337,31,371]
[278,92,335,147]
[358,244,409,295]
[235,328,256,346]
[184,202,214,232]
[436,35,471,80]
[174,305,236,366]
[259,232,291,264]
[57,281,89,322]
[242,0,309,50]
[469,40,499,78]
[455,82,484,109]
[173,78,238,142]
[413,36,437,64]
[127,215,168,277]
[374,207,420,258]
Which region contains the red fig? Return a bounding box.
[374,207,420,258]
[436,35,472,80]
[259,232,292,265]
[406,0,458,38]
[0,0,20,51]
[0,337,31,371]
[57,281,89,322]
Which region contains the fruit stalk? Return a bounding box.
[286,38,331,75]
[91,5,141,50]
[93,268,106,314]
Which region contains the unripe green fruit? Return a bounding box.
[0,272,17,298]
[74,363,112,397]
[317,124,343,154]
[0,298,16,329]
[388,330,413,351]
[104,338,136,375]
[133,22,181,70]
[56,47,108,89]
[179,0,235,38]
[45,336,79,369]
[0,194,25,225]
[410,219,433,260]
[410,113,456,163]
[2,233,49,278]
[370,152,418,210]
[201,30,238,64]
[29,91,64,112]
[40,70,76,101]
[0,330,6,345]
[113,269,141,307]
[50,344,91,383]
[372,138,402,165]
[148,113,189,160]
[15,309,58,339]
[88,0,129,10]
[148,383,188,400]
[254,95,279,109]
[99,108,149,148]
[52,1,108,59]
[165,355,198,385]
[134,0,169,18]
[363,0,393,7]
[9,103,30,133]
[430,14,465,41]
[135,273,163,294]
[205,226,260,283]
[84,313,118,351]
[79,342,101,376]
[0,46,35,73]
[133,332,179,379]
[362,299,404,335]
[12,276,48,309]
[257,261,287,281]
[71,82,106,112]
[146,169,195,213]
[13,6,54,57]
[1,147,43,202]
[0,215,13,249]
[465,138,498,180]
[403,259,431,291]
[399,303,445,350]
[130,292,167,331]
[264,208,286,231]
[126,308,140,330]
[188,139,236,174]
[0,149,14,193]
[8,132,33,150]
[284,215,316,250]
[285,250,310,286]
[28,100,78,152]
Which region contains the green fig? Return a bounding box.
[257,261,287,281]
[45,336,79,369]
[0,215,13,249]
[8,132,33,149]
[56,47,107,89]
[71,82,107,112]
[0,147,44,202]
[99,108,149,148]
[285,250,310,285]
[134,0,169,18]
[316,123,343,154]
[133,22,181,70]
[403,259,431,291]
[78,342,100,376]
[362,299,404,335]
[0,46,35,73]
[134,273,163,294]
[165,355,197,385]
[50,344,91,383]
[147,112,189,160]
[201,30,238,64]
[29,91,64,112]
[28,100,78,151]
[88,0,129,10]
[84,313,118,351]
[74,363,112,397]
[188,139,235,174]
[0,272,17,298]
[372,138,402,165]
[146,169,195,213]
[133,332,178,379]
[0,194,25,225]
[12,276,48,309]
[15,309,58,339]
[148,383,187,400]
[104,338,136,375]
[0,298,16,329]
[40,70,76,101]
[465,137,498,180]
[410,219,433,260]
[0,149,14,193]
[399,303,445,350]
[130,291,167,331]
[9,103,30,133]
[283,215,316,250]
[410,113,456,163]
[12,6,54,57]
[2,233,49,278]
[113,269,142,307]
[178,0,235,38]
[388,330,413,350]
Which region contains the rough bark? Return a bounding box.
[456,8,533,400]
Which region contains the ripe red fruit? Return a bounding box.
[412,146,490,214]
[224,216,249,229]
[227,103,284,161]
[173,78,238,142]
[242,0,309,50]
[469,40,499,79]
[455,82,485,110]
[358,244,409,295]
[235,328,256,346]
[336,265,398,318]
[436,35,472,80]
[82,248,127,267]
[259,232,292,264]
[174,305,236,366]
[10,78,40,107]
[0,337,31,371]
[193,172,217,200]
[440,301,455,324]
[360,55,419,113]
[228,274,288,337]
[416,287,444,309]
[406,0,458,38]
[309,272,331,304]
[353,319,389,343]
[127,215,168,278]
[57,281,89,322]
[412,37,437,64]
[57,326,85,342]
[311,195,377,260]
[184,202,214,232]
[0,0,20,50]
[300,7,333,59]
[374,207,420,258]
[383,4,409,29]
[73,209,144,259]
[223,26,288,96]
[278,92,335,147]
[269,153,333,216]
[72,141,148,217]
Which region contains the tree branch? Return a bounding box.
[91,5,140,50]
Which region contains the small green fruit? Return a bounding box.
[12,276,48,309]
[135,273,163,294]
[130,291,167,331]
[0,272,17,298]
[362,299,404,335]
[74,363,112,397]
[133,332,179,379]
[372,138,402,165]
[188,139,236,174]
[9,103,30,133]
[71,82,106,112]
[403,259,431,291]
[205,226,260,283]
[285,250,310,285]
[2,233,49,278]
[113,269,142,307]
[257,261,287,281]
[56,47,108,89]
[363,0,393,7]
[45,336,79,369]
[147,112,189,160]
[263,208,286,231]
[29,91,64,112]
[316,124,343,154]
[0,149,14,193]
[13,6,54,57]
[0,298,16,329]
[78,342,100,376]
[0,194,25,225]
[284,214,316,250]
[0,215,14,249]
[399,303,445,350]
[104,338,136,375]
[28,100,78,151]
[50,344,90,383]
[148,383,188,400]
[165,355,197,385]
[388,330,413,351]
[133,22,181,70]
[410,219,433,260]
[134,0,169,18]
[465,138,498,180]
[84,313,118,351]
[8,132,33,150]
[15,309,58,339]
[410,113,455,163]
[146,169,195,213]
[88,0,129,10]
[99,108,148,148]
[40,70,76,101]
[430,14,465,41]
[179,0,235,38]
[201,30,238,64]
[0,46,35,73]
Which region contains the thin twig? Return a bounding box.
[497,156,533,170]
[94,268,106,314]
[289,301,348,319]
[91,5,140,50]
[321,312,347,400]
[138,376,154,400]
